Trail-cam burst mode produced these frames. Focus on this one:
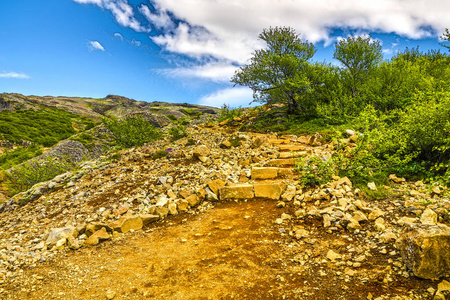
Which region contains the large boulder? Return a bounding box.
[396,224,450,280]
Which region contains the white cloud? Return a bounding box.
[139,4,174,30]
[87,40,105,51]
[73,0,148,32]
[114,32,124,40]
[0,72,30,79]
[160,62,238,83]
[199,87,255,108]
[148,0,450,64]
[131,38,141,47]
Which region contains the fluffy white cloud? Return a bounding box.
[0,72,30,79]
[160,62,238,83]
[199,87,255,108]
[87,40,105,51]
[149,0,450,63]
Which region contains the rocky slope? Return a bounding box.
[0,119,450,299]
[0,93,219,121]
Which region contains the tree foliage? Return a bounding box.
[231,26,316,114]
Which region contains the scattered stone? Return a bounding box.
[327,249,342,261]
[112,216,143,233]
[420,208,438,225]
[367,182,377,191]
[207,180,226,195]
[46,227,75,247]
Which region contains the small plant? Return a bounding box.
[217,104,243,122]
[186,138,195,146]
[296,156,336,188]
[229,136,245,147]
[151,149,169,160]
[169,124,188,141]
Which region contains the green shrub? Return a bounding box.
[169,124,188,141]
[0,145,43,170]
[5,156,74,195]
[217,104,243,122]
[166,114,177,122]
[103,115,161,148]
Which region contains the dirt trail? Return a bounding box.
[3,199,433,300]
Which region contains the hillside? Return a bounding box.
[0,112,449,299]
[0,93,219,200]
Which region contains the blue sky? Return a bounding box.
[1,0,450,108]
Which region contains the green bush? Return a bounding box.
[5,156,74,195]
[0,145,43,170]
[169,124,188,141]
[103,115,161,148]
[217,104,243,122]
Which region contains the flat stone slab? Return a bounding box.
[254,183,285,200]
[277,145,306,151]
[219,185,254,200]
[279,151,307,159]
[251,167,278,180]
[266,158,295,167]
[268,139,289,144]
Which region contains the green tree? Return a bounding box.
[334,36,382,97]
[231,26,316,114]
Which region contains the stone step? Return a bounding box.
[251,167,294,180]
[266,158,296,167]
[277,145,306,152]
[218,183,287,200]
[269,139,290,145]
[278,151,307,159]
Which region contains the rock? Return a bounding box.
[335,177,352,189]
[46,226,75,247]
[323,214,332,228]
[86,223,112,236]
[374,218,386,232]
[251,167,278,180]
[420,208,438,225]
[219,185,254,200]
[106,290,117,299]
[295,209,306,218]
[438,280,450,295]
[434,292,446,300]
[397,224,450,280]
[205,187,219,201]
[155,206,169,218]
[168,203,178,215]
[345,129,355,136]
[193,145,210,157]
[251,136,268,148]
[352,211,368,223]
[140,214,160,225]
[113,204,129,217]
[432,186,442,195]
[186,194,200,207]
[308,132,323,146]
[85,227,111,246]
[113,216,143,233]
[368,208,384,220]
[327,249,342,261]
[175,199,189,212]
[389,174,405,183]
[207,179,226,195]
[281,185,296,201]
[367,182,377,191]
[254,183,284,200]
[220,140,232,148]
